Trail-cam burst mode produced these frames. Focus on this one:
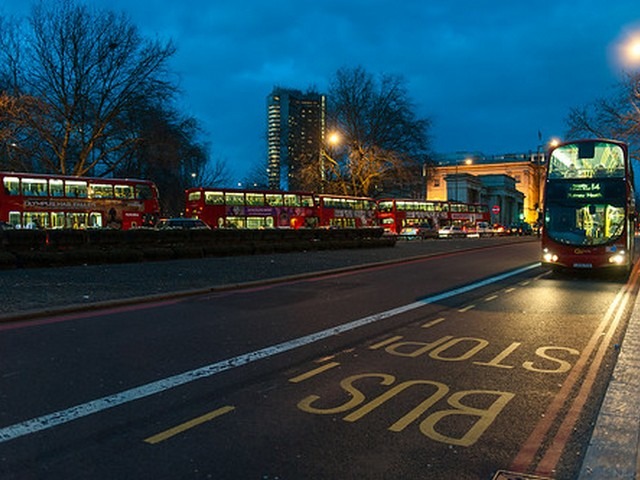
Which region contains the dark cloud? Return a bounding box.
[3,0,640,180]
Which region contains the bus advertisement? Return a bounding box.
[541,138,636,272]
[0,172,160,230]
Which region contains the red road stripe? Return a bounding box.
[510,262,640,474]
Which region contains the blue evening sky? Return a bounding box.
[3,0,640,182]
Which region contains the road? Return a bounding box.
[0,240,636,479]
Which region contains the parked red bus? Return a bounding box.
[448,201,491,226]
[377,199,490,235]
[377,198,449,234]
[541,138,636,272]
[315,194,378,228]
[0,172,160,229]
[184,187,317,229]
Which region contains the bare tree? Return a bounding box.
[0,0,176,176]
[324,66,432,197]
[566,72,640,161]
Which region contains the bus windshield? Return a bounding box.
[544,202,625,246]
[547,141,625,179]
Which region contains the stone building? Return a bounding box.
[427,151,545,226]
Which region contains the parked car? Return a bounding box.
[492,224,508,235]
[467,221,493,237]
[156,218,211,230]
[399,224,437,240]
[508,223,533,235]
[438,225,465,238]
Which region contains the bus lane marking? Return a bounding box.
[0,263,540,444]
[144,406,235,445]
[421,317,445,328]
[296,372,515,447]
[289,362,341,383]
[368,334,579,373]
[510,261,639,475]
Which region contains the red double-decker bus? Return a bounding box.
[541,138,636,272]
[315,194,378,228]
[377,198,448,234]
[448,201,491,226]
[0,172,160,229]
[184,187,317,229]
[377,198,490,235]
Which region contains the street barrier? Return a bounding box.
[0,227,394,268]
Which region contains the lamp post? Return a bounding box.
[453,157,473,201]
[319,132,340,192]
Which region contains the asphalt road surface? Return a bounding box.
[0,238,636,479]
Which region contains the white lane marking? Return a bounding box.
[0,263,540,443]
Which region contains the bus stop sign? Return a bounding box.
[492,205,501,214]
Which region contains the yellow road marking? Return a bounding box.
[421,318,445,328]
[144,406,235,444]
[369,336,404,350]
[458,304,475,312]
[484,295,499,302]
[289,362,340,383]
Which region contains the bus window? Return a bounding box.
[247,217,268,228]
[89,212,103,228]
[266,194,283,206]
[22,178,48,197]
[205,191,224,205]
[226,216,245,228]
[246,193,264,206]
[136,184,153,200]
[23,212,49,229]
[51,212,65,229]
[115,185,134,199]
[50,179,64,197]
[67,212,88,229]
[8,211,20,227]
[89,183,113,199]
[225,192,244,206]
[3,177,20,195]
[188,191,202,202]
[301,195,314,207]
[66,180,88,198]
[284,194,300,207]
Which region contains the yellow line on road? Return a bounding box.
[484,295,499,302]
[288,361,340,383]
[421,317,445,328]
[368,335,403,350]
[458,304,475,312]
[144,406,235,445]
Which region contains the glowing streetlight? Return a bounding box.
[453,157,473,201]
[618,31,640,69]
[320,131,341,191]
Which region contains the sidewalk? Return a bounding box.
[577,290,640,479]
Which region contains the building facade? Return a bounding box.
[427,151,545,226]
[266,88,326,191]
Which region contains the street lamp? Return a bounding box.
[320,131,341,192]
[453,157,473,201]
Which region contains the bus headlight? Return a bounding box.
[609,251,626,265]
[542,248,558,263]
